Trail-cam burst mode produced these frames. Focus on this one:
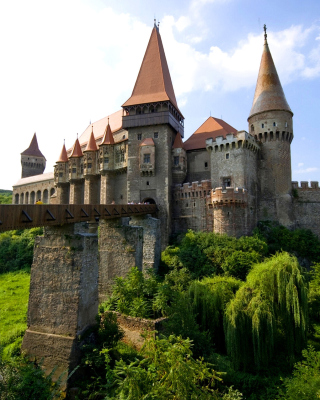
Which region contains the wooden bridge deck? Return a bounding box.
[0,204,157,232]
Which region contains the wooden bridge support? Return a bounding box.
[21,223,99,382]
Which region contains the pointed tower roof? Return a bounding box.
[249,26,292,119]
[84,126,98,151]
[21,133,46,158]
[172,132,184,149]
[70,137,83,158]
[100,118,115,145]
[184,117,237,151]
[122,24,180,112]
[140,138,155,147]
[57,142,68,162]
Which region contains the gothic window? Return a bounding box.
[174,156,179,165]
[104,157,109,164]
[144,154,151,163]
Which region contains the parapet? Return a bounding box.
[209,186,248,205]
[292,181,320,190]
[206,130,260,154]
[173,180,212,199]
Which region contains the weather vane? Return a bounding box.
[264,24,267,40]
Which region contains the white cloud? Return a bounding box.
[175,16,191,32]
[294,167,319,174]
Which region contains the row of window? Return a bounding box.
[137,132,158,140]
[251,122,288,131]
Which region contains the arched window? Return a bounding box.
[36,190,41,202]
[30,191,35,204]
[20,193,24,204]
[15,193,19,204]
[50,188,55,196]
[43,189,48,204]
[25,192,29,204]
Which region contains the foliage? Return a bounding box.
[0,355,62,400]
[0,270,30,358]
[278,346,320,400]
[188,276,242,353]
[225,252,308,371]
[255,222,320,264]
[0,227,43,273]
[162,231,268,280]
[0,189,12,204]
[308,263,320,324]
[111,334,223,400]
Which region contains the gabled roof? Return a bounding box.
[122,25,180,112]
[13,172,54,187]
[172,132,184,149]
[140,138,155,147]
[100,119,115,145]
[21,133,46,158]
[84,127,98,151]
[70,138,83,158]
[248,33,292,119]
[184,117,237,151]
[57,143,68,162]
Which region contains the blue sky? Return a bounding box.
[1,0,320,190]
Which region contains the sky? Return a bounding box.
[1,0,320,190]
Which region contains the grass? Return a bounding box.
[0,270,30,358]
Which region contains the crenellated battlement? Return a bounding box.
[206,131,260,154]
[173,180,212,200]
[209,186,248,205]
[292,181,320,190]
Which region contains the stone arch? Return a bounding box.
[50,187,56,196]
[20,193,24,204]
[15,193,19,204]
[43,189,48,204]
[36,190,41,202]
[30,191,35,204]
[25,192,29,204]
[142,197,156,204]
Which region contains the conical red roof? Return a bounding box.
[100,119,114,145]
[172,132,184,149]
[249,33,292,119]
[122,25,180,113]
[57,143,68,162]
[85,127,98,151]
[21,133,45,158]
[70,138,83,158]
[140,138,155,146]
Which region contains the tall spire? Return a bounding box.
[21,133,45,158]
[248,26,292,119]
[57,142,68,162]
[122,25,179,111]
[84,126,98,151]
[100,118,115,145]
[172,132,184,149]
[70,137,83,158]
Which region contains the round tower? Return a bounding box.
[21,133,46,178]
[248,26,293,226]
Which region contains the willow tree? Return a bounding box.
[224,252,308,371]
[189,276,242,353]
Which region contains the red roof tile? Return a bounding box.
[122,26,181,114]
[249,35,292,119]
[184,117,237,151]
[100,119,115,145]
[21,133,45,158]
[85,127,98,151]
[140,138,155,146]
[70,138,83,158]
[57,143,68,162]
[172,132,184,149]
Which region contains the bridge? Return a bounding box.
[0,203,159,388]
[0,203,157,232]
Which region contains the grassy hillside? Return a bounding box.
[0,189,12,204]
[0,270,30,358]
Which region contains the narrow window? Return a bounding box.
[174,156,179,165]
[146,181,150,186]
[144,154,151,163]
[104,157,109,164]
[204,161,208,168]
[137,133,142,140]
[223,177,231,188]
[251,124,254,132]
[122,135,125,140]
[88,163,92,169]
[261,123,264,128]
[59,172,63,177]
[285,122,288,128]
[154,132,158,139]
[72,168,76,173]
[273,122,276,127]
[226,153,230,160]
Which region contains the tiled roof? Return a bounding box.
[100,119,115,145]
[57,143,68,162]
[140,138,155,146]
[249,36,292,119]
[184,117,237,151]
[172,132,184,149]
[21,133,46,158]
[13,172,54,187]
[70,138,83,158]
[85,127,98,151]
[122,26,180,114]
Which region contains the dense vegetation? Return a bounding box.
[1,224,320,399]
[0,189,12,204]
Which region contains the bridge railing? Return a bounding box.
[0,204,158,232]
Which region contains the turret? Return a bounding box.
[83,126,99,204]
[248,25,293,226]
[172,132,186,184]
[68,136,84,204]
[21,133,46,178]
[99,119,115,204]
[54,142,69,203]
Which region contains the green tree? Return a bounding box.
[225,252,308,371]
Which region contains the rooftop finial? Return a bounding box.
[108,116,109,124]
[158,21,160,29]
[77,133,78,138]
[263,24,267,41]
[154,18,156,27]
[64,139,65,145]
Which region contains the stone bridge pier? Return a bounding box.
[21,214,161,385]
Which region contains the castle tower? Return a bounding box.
[54,142,70,203]
[83,127,99,204]
[122,22,184,247]
[248,26,294,226]
[68,137,84,204]
[99,119,115,204]
[21,133,46,178]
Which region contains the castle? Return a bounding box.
[12,24,320,245]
